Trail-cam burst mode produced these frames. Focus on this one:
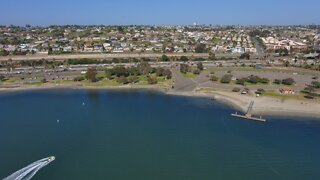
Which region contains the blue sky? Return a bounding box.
[1,0,319,26]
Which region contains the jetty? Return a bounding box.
[231,101,266,122]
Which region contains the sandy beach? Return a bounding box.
[1,84,320,118]
[166,89,320,118]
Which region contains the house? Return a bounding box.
[103,43,111,49]
[52,45,61,52]
[83,45,94,52]
[153,44,163,51]
[93,44,104,52]
[113,47,124,53]
[63,46,72,52]
[231,47,245,54]
[304,53,320,59]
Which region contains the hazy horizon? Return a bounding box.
[1,0,320,26]
[1,24,320,27]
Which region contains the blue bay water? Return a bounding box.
[0,89,320,180]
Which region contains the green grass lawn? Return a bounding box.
[138,76,148,82]
[157,77,166,82]
[260,90,304,100]
[4,78,16,83]
[85,79,121,87]
[49,80,73,84]
[23,82,44,85]
[182,73,197,78]
[96,73,106,79]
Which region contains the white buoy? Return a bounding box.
[82,102,86,106]
[57,119,60,123]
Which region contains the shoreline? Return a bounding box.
[187,89,320,119]
[1,84,320,119]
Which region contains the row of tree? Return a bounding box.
[180,62,204,75]
[274,78,296,85]
[84,62,172,85]
[236,75,270,85]
[301,81,320,99]
[211,73,295,86]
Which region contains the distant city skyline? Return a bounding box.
[1,0,320,26]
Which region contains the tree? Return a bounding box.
[127,67,140,76]
[160,55,170,62]
[193,69,201,75]
[232,87,241,92]
[302,86,315,94]
[209,53,216,60]
[180,64,190,74]
[0,75,6,81]
[128,76,139,83]
[197,62,204,71]
[117,26,124,33]
[179,56,189,62]
[105,69,113,79]
[275,48,289,56]
[256,88,265,94]
[85,67,97,82]
[311,81,320,88]
[147,76,158,84]
[220,74,232,83]
[260,78,270,84]
[110,66,129,77]
[73,76,85,81]
[210,75,219,82]
[247,75,260,84]
[236,78,246,85]
[155,67,165,77]
[283,61,290,67]
[41,78,48,83]
[282,78,295,85]
[0,49,9,56]
[48,46,53,55]
[301,86,317,99]
[116,76,129,84]
[195,43,207,53]
[240,53,250,60]
[163,69,172,79]
[137,62,152,75]
[274,79,282,84]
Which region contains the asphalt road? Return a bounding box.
[171,66,197,92]
[0,52,263,62]
[252,37,265,57]
[0,53,210,61]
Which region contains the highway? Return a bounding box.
[0,53,210,61]
[0,52,262,62]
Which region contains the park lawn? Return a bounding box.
[261,90,304,100]
[96,73,106,79]
[182,73,197,78]
[4,78,16,83]
[138,75,148,82]
[23,81,45,85]
[50,80,73,84]
[85,79,121,87]
[157,76,166,82]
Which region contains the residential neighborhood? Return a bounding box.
[1,25,318,57]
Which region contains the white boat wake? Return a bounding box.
[3,156,55,180]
